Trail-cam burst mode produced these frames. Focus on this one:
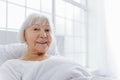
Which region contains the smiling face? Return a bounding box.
[24,19,52,55]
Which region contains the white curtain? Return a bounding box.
[87,0,119,78]
[105,0,120,78]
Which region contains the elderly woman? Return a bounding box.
[0,13,92,80]
[19,14,55,61]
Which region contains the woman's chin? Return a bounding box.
[36,44,49,51]
[36,48,48,54]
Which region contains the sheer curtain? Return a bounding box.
[87,0,117,78]
[105,0,120,78]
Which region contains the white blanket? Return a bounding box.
[0,56,92,80]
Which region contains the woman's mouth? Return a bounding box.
[36,42,47,44]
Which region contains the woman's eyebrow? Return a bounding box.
[33,23,50,26]
[31,24,50,29]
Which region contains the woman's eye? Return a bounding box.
[45,29,50,32]
[33,28,39,31]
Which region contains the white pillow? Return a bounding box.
[0,43,27,66]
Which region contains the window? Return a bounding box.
[0,1,6,29]
[55,17,65,35]
[0,0,87,67]
[8,3,25,29]
[41,0,52,13]
[55,0,87,67]
[27,0,41,10]
[8,0,25,6]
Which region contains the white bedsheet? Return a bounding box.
[92,76,120,80]
[0,56,92,80]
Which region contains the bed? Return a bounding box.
[0,30,119,80]
[0,43,119,80]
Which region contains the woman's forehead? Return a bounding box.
[33,19,49,25]
[31,19,50,26]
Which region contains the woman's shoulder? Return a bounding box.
[0,59,19,67]
[0,59,29,68]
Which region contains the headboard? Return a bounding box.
[0,30,19,44]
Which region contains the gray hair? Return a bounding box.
[18,13,59,55]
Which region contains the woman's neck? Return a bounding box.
[20,50,50,61]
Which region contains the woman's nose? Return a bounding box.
[39,30,47,38]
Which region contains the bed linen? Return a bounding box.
[0,56,92,80]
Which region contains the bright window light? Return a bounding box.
[8,4,25,29]
[0,1,6,28]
